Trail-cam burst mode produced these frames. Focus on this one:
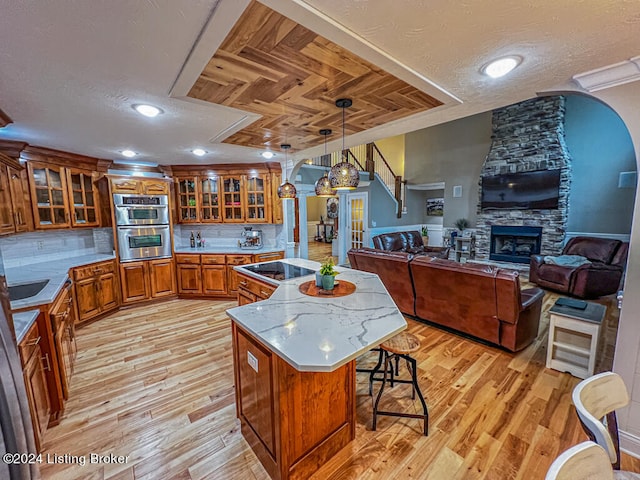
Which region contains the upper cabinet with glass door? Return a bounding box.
[245,173,270,223]
[28,162,71,228]
[174,176,222,223]
[66,168,100,227]
[175,177,198,223]
[222,175,244,223]
[200,176,221,222]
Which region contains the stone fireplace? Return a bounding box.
[476,96,572,261]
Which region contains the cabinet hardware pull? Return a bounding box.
[260,290,270,297]
[42,353,51,371]
[18,211,22,225]
[239,280,248,286]
[27,336,41,346]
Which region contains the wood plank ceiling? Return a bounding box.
[187,0,443,151]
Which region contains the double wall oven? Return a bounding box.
[114,194,172,262]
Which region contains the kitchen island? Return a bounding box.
[226,258,407,480]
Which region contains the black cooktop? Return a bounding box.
[244,261,315,281]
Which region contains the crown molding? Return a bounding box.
[573,56,640,92]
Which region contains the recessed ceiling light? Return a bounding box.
[192,148,207,157]
[482,56,522,78]
[133,104,163,117]
[121,150,137,158]
[261,151,274,159]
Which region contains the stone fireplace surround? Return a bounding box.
[476,96,571,262]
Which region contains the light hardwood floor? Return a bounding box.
[39,290,639,479]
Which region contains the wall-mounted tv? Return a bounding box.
[481,169,561,209]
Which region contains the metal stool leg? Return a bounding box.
[368,348,385,396]
[408,355,429,436]
[372,354,392,431]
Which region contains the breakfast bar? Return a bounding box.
[226,258,407,480]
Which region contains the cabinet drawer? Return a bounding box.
[226,255,254,266]
[237,274,276,299]
[202,254,226,265]
[254,251,284,263]
[73,260,116,281]
[176,254,201,265]
[19,321,41,365]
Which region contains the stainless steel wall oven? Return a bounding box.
[114,194,172,262]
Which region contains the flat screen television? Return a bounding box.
[481,169,561,209]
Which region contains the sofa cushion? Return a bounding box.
[564,237,621,264]
[371,231,424,252]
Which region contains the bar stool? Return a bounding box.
[371,331,429,436]
[356,348,395,395]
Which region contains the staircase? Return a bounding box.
[307,142,404,218]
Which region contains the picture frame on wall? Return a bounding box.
[426,198,444,216]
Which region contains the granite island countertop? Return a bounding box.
[226,258,407,372]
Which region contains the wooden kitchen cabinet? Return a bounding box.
[27,160,101,229]
[175,176,222,224]
[111,177,170,195]
[73,259,120,323]
[236,271,276,305]
[19,318,50,452]
[222,175,245,222]
[271,172,283,224]
[175,254,228,297]
[245,173,270,223]
[120,258,176,304]
[202,256,227,296]
[226,254,255,295]
[50,282,76,400]
[253,251,285,263]
[0,152,33,235]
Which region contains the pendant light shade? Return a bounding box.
[277,143,297,199]
[315,128,337,197]
[329,98,359,191]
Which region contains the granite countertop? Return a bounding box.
[6,253,116,311]
[227,258,407,372]
[13,309,40,343]
[174,245,283,255]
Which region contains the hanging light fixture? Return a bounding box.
[277,143,297,199]
[328,98,359,191]
[314,129,337,197]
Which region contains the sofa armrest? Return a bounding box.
[521,287,545,310]
[529,255,545,283]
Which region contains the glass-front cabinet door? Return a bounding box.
[28,162,71,228]
[176,177,198,223]
[245,174,268,223]
[222,175,244,222]
[67,169,99,227]
[200,177,221,222]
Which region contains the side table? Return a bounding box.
[546,300,606,379]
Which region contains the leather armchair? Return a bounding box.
[529,237,628,299]
[371,231,450,258]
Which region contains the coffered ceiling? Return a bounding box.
[0,0,638,165]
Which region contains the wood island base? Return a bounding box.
[231,322,356,480]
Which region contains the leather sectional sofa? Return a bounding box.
[348,247,544,352]
[372,230,450,258]
[529,236,628,299]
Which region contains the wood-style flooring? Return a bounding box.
[39,288,640,479]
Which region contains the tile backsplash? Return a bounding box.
[0,228,113,268]
[174,224,284,249]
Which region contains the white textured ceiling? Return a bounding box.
[0,0,639,166]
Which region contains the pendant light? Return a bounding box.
[314,129,337,197]
[277,143,296,199]
[328,98,359,190]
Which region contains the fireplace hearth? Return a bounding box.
[490,226,543,264]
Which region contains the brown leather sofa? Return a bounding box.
[529,236,628,299]
[371,230,450,258]
[348,248,544,351]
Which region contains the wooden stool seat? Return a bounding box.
[372,331,429,436]
[381,331,420,355]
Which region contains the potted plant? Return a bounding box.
[454,218,469,233]
[319,257,339,290]
[421,225,429,246]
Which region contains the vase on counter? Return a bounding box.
[321,274,335,291]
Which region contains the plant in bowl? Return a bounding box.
[454,218,469,232]
[319,257,339,290]
[421,225,429,246]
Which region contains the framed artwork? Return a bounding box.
[327,197,339,219]
[426,198,444,216]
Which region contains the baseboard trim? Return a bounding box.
[620,430,640,459]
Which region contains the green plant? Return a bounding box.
[454,218,469,231]
[319,257,339,276]
[421,225,429,236]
